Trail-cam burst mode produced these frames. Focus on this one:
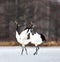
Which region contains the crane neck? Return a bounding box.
[16,24,18,31]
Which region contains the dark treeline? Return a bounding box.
[0,0,60,41]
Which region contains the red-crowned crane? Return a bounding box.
[28,27,46,55]
[15,21,30,55]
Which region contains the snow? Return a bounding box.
[0,46,60,62]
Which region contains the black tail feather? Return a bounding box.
[40,33,46,41]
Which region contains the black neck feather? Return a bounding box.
[16,24,19,31]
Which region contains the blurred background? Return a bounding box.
[0,0,60,46]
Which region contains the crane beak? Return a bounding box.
[15,21,18,24]
[15,21,20,27]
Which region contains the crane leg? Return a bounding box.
[34,46,39,55]
[21,47,24,55]
[25,47,28,55]
[34,46,37,55]
[37,46,39,51]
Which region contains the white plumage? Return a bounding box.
[29,30,43,55]
[16,29,30,47]
[30,32,42,46]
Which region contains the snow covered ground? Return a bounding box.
[0,46,60,62]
